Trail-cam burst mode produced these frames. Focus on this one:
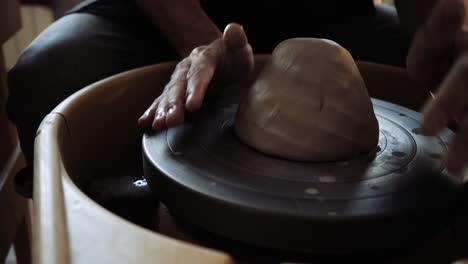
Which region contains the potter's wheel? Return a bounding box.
[142,97,462,254]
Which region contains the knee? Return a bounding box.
[6,53,48,163]
[7,56,33,126]
[6,50,46,129]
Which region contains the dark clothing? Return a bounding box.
[6,1,408,164]
[71,0,378,54]
[72,0,376,21]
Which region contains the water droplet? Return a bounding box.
[133,180,147,187]
[318,175,336,183]
[305,188,319,195]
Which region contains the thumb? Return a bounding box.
[218,23,254,83]
[223,23,249,51]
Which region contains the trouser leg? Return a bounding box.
[6,13,176,165]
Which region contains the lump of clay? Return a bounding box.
[234,38,379,162]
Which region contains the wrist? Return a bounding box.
[137,0,222,57]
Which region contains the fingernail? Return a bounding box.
[140,113,149,120]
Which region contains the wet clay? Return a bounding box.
[235,38,379,161]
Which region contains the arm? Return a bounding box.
[394,0,439,39]
[136,0,222,57]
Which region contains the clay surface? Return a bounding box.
[235,38,379,161]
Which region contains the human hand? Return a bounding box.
[138,23,254,131]
[407,0,468,174]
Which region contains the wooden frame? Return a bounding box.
[0,0,21,45]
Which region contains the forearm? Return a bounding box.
[136,0,222,57]
[394,0,439,39]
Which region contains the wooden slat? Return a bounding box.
[3,6,54,69]
[33,113,70,264]
[0,0,21,44]
[0,2,29,263]
[0,143,27,262]
[0,0,21,169]
[0,50,19,185]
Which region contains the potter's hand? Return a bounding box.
[407,0,468,174]
[138,23,253,130]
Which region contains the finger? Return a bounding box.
[152,98,184,131]
[422,53,468,134]
[151,100,167,131]
[407,0,465,85]
[226,42,254,80]
[138,99,159,128]
[185,46,221,112]
[165,101,185,127]
[223,23,254,82]
[446,115,468,174]
[168,58,192,87]
[152,59,191,130]
[223,23,249,51]
[163,72,190,128]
